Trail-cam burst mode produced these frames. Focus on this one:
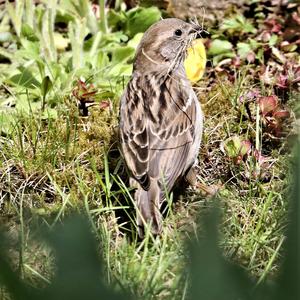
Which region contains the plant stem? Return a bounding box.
[99,0,108,34]
[255,103,260,151]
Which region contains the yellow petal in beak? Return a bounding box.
[184,39,207,83]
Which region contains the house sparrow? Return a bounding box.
[119,18,205,237]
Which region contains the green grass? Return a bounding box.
[0,82,294,299]
[0,1,299,299]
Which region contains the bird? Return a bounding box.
[119,18,205,237]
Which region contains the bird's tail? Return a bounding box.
[135,180,162,238]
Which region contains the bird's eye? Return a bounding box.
[174,29,182,36]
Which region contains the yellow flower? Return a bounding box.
[184,39,207,83]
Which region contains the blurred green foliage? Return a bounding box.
[0,143,299,300]
[0,0,161,134]
[0,1,299,299]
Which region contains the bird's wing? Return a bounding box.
[119,75,198,191]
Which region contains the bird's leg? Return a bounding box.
[184,163,221,197]
[184,165,198,186]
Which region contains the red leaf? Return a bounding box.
[258,96,278,116]
[240,140,252,156]
[246,52,255,63]
[79,80,88,91]
[265,19,282,33]
[253,149,267,165]
[276,74,289,89]
[99,100,111,110]
[92,4,100,19]
[292,12,300,26]
[273,110,290,119]
[81,91,97,98]
[232,56,241,67]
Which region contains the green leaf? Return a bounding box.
[101,32,129,44]
[107,10,127,30]
[111,46,135,64]
[15,94,41,113]
[96,51,110,69]
[0,216,133,300]
[127,33,143,49]
[223,136,242,158]
[18,39,41,61]
[125,7,161,37]
[108,63,133,77]
[188,202,255,300]
[273,143,300,299]
[269,34,278,47]
[55,9,75,24]
[41,75,53,111]
[0,112,15,135]
[41,76,53,100]
[237,42,252,58]
[221,15,257,34]
[8,67,40,89]
[21,24,39,42]
[208,39,233,56]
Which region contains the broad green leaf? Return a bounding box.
[223,136,242,158]
[208,39,233,56]
[125,7,161,37]
[274,143,300,299]
[100,32,129,46]
[188,203,255,300]
[127,33,143,49]
[221,15,257,34]
[269,34,278,47]
[15,93,41,113]
[237,42,252,58]
[96,51,110,69]
[111,46,135,64]
[0,112,15,135]
[55,9,75,24]
[108,63,132,77]
[18,39,41,61]
[107,10,127,30]
[249,38,260,49]
[8,67,40,89]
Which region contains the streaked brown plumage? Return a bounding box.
[119,18,204,237]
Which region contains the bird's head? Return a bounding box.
[133,18,208,74]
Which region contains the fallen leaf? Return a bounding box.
[184,39,207,83]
